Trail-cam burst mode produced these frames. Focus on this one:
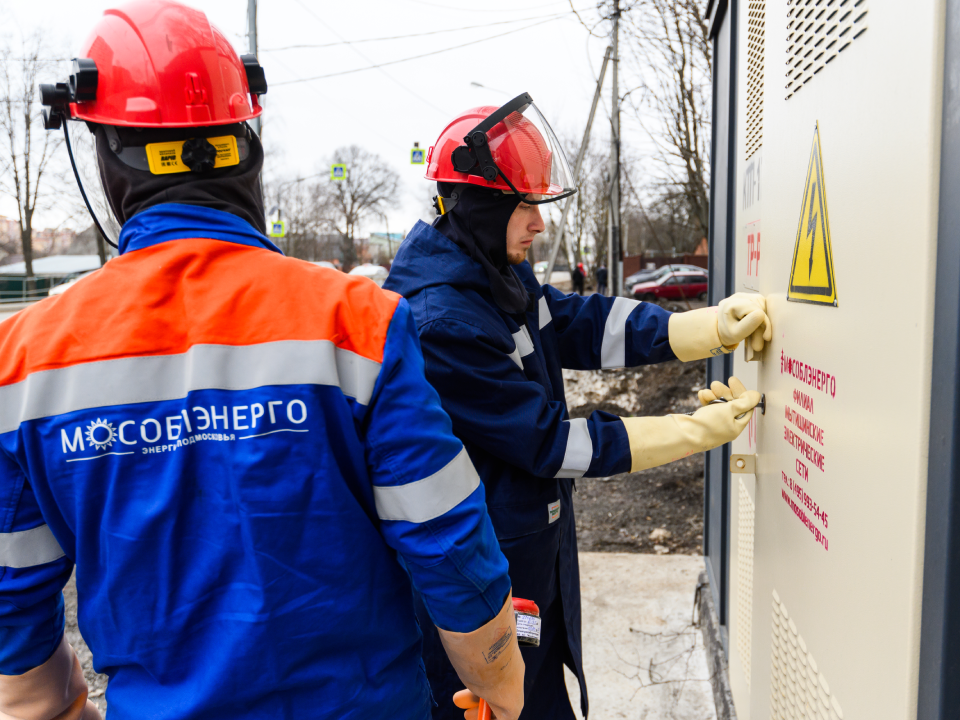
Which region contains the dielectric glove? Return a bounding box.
[439,592,525,720]
[0,636,102,720]
[667,293,771,361]
[621,377,760,472]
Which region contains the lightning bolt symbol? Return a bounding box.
[806,181,819,281]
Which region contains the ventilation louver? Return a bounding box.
[745,1,765,161]
[770,591,845,719]
[736,478,755,686]
[786,0,868,99]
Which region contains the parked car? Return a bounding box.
[310,260,338,270]
[631,271,708,302]
[532,260,572,291]
[48,270,99,296]
[623,263,705,288]
[348,263,389,287]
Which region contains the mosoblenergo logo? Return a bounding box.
[60,399,310,463]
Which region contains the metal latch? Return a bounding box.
[730,454,756,473]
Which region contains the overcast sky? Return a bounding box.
[0,0,649,239]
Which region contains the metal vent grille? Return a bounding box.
[745,0,765,161]
[785,0,868,99]
[770,591,845,719]
[736,478,755,686]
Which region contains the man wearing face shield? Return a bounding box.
[384,95,771,719]
[0,2,528,719]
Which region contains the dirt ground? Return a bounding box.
[565,357,708,556]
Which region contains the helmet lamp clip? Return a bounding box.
[40,58,99,130]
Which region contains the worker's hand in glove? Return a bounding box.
[667,293,771,361]
[439,592,524,720]
[717,293,772,352]
[620,376,760,472]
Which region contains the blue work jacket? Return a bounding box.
[0,206,511,720]
[385,221,678,713]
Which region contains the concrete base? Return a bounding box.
[564,553,718,720]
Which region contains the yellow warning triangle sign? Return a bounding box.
[788,123,837,306]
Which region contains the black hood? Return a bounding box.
[95,123,267,235]
[433,183,533,316]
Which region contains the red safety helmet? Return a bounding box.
[427,93,576,212]
[40,0,265,129]
[39,0,267,246]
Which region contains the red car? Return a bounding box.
[631,271,709,302]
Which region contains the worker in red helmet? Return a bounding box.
[384,94,770,719]
[0,2,525,719]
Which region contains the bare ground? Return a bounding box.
[565,358,708,556]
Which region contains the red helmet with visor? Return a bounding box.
[427,93,576,211]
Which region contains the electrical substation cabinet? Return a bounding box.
[705,1,960,718]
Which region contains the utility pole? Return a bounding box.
[247,0,261,137]
[608,0,621,296]
[543,47,613,286]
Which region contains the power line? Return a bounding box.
[262,11,572,52]
[288,0,448,115]
[274,14,568,85]
[403,0,569,12]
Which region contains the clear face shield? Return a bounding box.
[452,93,577,205]
[64,119,122,247]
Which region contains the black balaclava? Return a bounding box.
[95,123,267,235]
[434,182,534,316]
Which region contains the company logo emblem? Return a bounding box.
[84,419,116,451]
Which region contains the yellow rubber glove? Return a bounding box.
[717,293,771,352]
[439,592,525,720]
[621,377,760,472]
[667,294,771,361]
[0,636,102,720]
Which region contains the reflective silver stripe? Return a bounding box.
[0,341,382,433]
[507,348,523,369]
[334,347,382,406]
[373,447,481,523]
[512,327,535,358]
[0,525,65,568]
[600,297,642,369]
[555,418,593,479]
[538,295,552,329]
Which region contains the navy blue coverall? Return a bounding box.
[385,221,678,719]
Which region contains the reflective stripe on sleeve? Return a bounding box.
[600,297,642,369]
[555,418,593,478]
[513,327,534,358]
[373,447,481,523]
[0,525,65,569]
[507,326,535,370]
[0,341,382,433]
[538,296,552,329]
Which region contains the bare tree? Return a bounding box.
[325,146,399,270]
[0,34,69,287]
[621,0,712,251]
[263,174,338,261]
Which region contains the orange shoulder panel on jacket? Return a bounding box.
[0,240,402,387]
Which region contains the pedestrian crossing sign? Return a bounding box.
[788,123,837,306]
[268,220,286,238]
[331,164,346,181]
[411,148,425,164]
